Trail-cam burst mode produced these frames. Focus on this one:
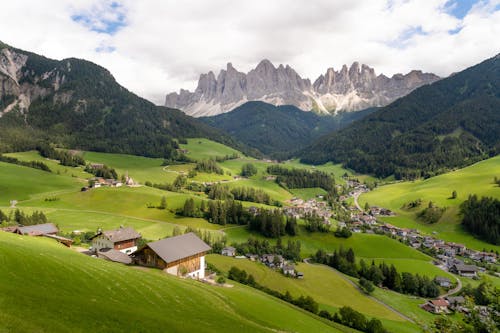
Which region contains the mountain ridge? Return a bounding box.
[300,53,500,179]
[0,42,251,158]
[165,59,440,117]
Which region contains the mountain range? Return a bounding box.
[165,60,440,117]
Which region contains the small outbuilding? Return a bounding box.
[221,246,236,257]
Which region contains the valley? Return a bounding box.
[1,138,499,333]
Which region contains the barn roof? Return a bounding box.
[92,227,141,243]
[98,248,132,264]
[17,223,58,236]
[146,233,211,263]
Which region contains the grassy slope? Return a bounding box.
[4,150,92,179]
[0,161,81,204]
[207,254,423,333]
[359,156,500,252]
[0,232,343,333]
[180,138,242,161]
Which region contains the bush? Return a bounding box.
[216,276,226,284]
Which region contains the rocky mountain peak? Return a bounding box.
[165,60,440,117]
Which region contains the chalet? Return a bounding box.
[435,276,451,288]
[422,299,449,314]
[91,227,141,254]
[445,296,465,310]
[450,264,478,277]
[261,254,284,268]
[133,233,211,279]
[90,163,104,169]
[448,243,467,255]
[221,246,236,257]
[282,264,296,277]
[15,223,58,236]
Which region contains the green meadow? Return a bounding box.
[0,161,82,204]
[207,254,422,333]
[359,156,500,252]
[180,138,242,160]
[0,232,343,333]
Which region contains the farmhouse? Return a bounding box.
[221,246,236,257]
[435,276,451,288]
[450,264,478,277]
[133,233,211,279]
[91,227,141,254]
[422,299,449,314]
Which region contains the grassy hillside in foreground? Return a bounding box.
[359,155,500,252]
[0,232,344,333]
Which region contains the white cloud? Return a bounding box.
[0,0,498,104]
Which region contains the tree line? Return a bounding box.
[37,144,85,167]
[266,165,335,191]
[0,209,49,226]
[177,198,297,238]
[0,154,51,172]
[314,247,440,297]
[460,195,500,245]
[206,184,276,206]
[195,159,224,174]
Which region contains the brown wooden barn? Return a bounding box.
[133,233,211,279]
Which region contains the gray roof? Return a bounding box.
[94,227,141,243]
[435,276,451,282]
[17,223,58,235]
[98,248,132,264]
[454,264,478,272]
[446,296,465,304]
[147,233,211,263]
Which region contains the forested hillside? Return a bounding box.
[0,43,249,158]
[201,101,376,159]
[301,54,500,179]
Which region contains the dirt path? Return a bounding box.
[303,258,416,323]
[352,191,364,212]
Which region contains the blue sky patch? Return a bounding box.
[72,1,126,35]
[386,26,428,49]
[445,0,477,19]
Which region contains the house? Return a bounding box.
[221,246,236,257]
[282,264,296,276]
[435,276,451,288]
[261,254,284,268]
[445,296,465,310]
[97,248,132,264]
[91,227,141,254]
[133,233,211,279]
[422,299,449,314]
[296,272,304,279]
[450,264,478,277]
[15,223,59,236]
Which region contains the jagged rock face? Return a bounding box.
[165,60,440,117]
[0,47,68,117]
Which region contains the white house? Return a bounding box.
[91,227,141,254]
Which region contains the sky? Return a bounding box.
[0,0,499,104]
